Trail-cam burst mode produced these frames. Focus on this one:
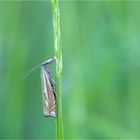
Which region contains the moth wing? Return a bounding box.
[41,68,49,116]
[41,66,56,117]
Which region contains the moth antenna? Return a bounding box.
[21,57,55,80]
[20,63,41,80]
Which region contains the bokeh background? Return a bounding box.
[0,1,140,139]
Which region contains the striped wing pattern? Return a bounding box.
[41,65,56,117]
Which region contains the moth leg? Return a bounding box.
[50,78,56,93]
[50,78,55,85]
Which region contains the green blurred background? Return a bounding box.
[0,1,140,139]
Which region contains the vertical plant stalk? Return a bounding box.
[50,0,63,139]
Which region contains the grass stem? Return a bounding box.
[50,0,64,139]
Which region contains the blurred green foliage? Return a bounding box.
[0,1,140,139]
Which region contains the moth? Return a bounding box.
[21,57,56,117]
[40,58,56,117]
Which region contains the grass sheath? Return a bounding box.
[50,0,64,139]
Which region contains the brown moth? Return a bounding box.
[40,58,56,117]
